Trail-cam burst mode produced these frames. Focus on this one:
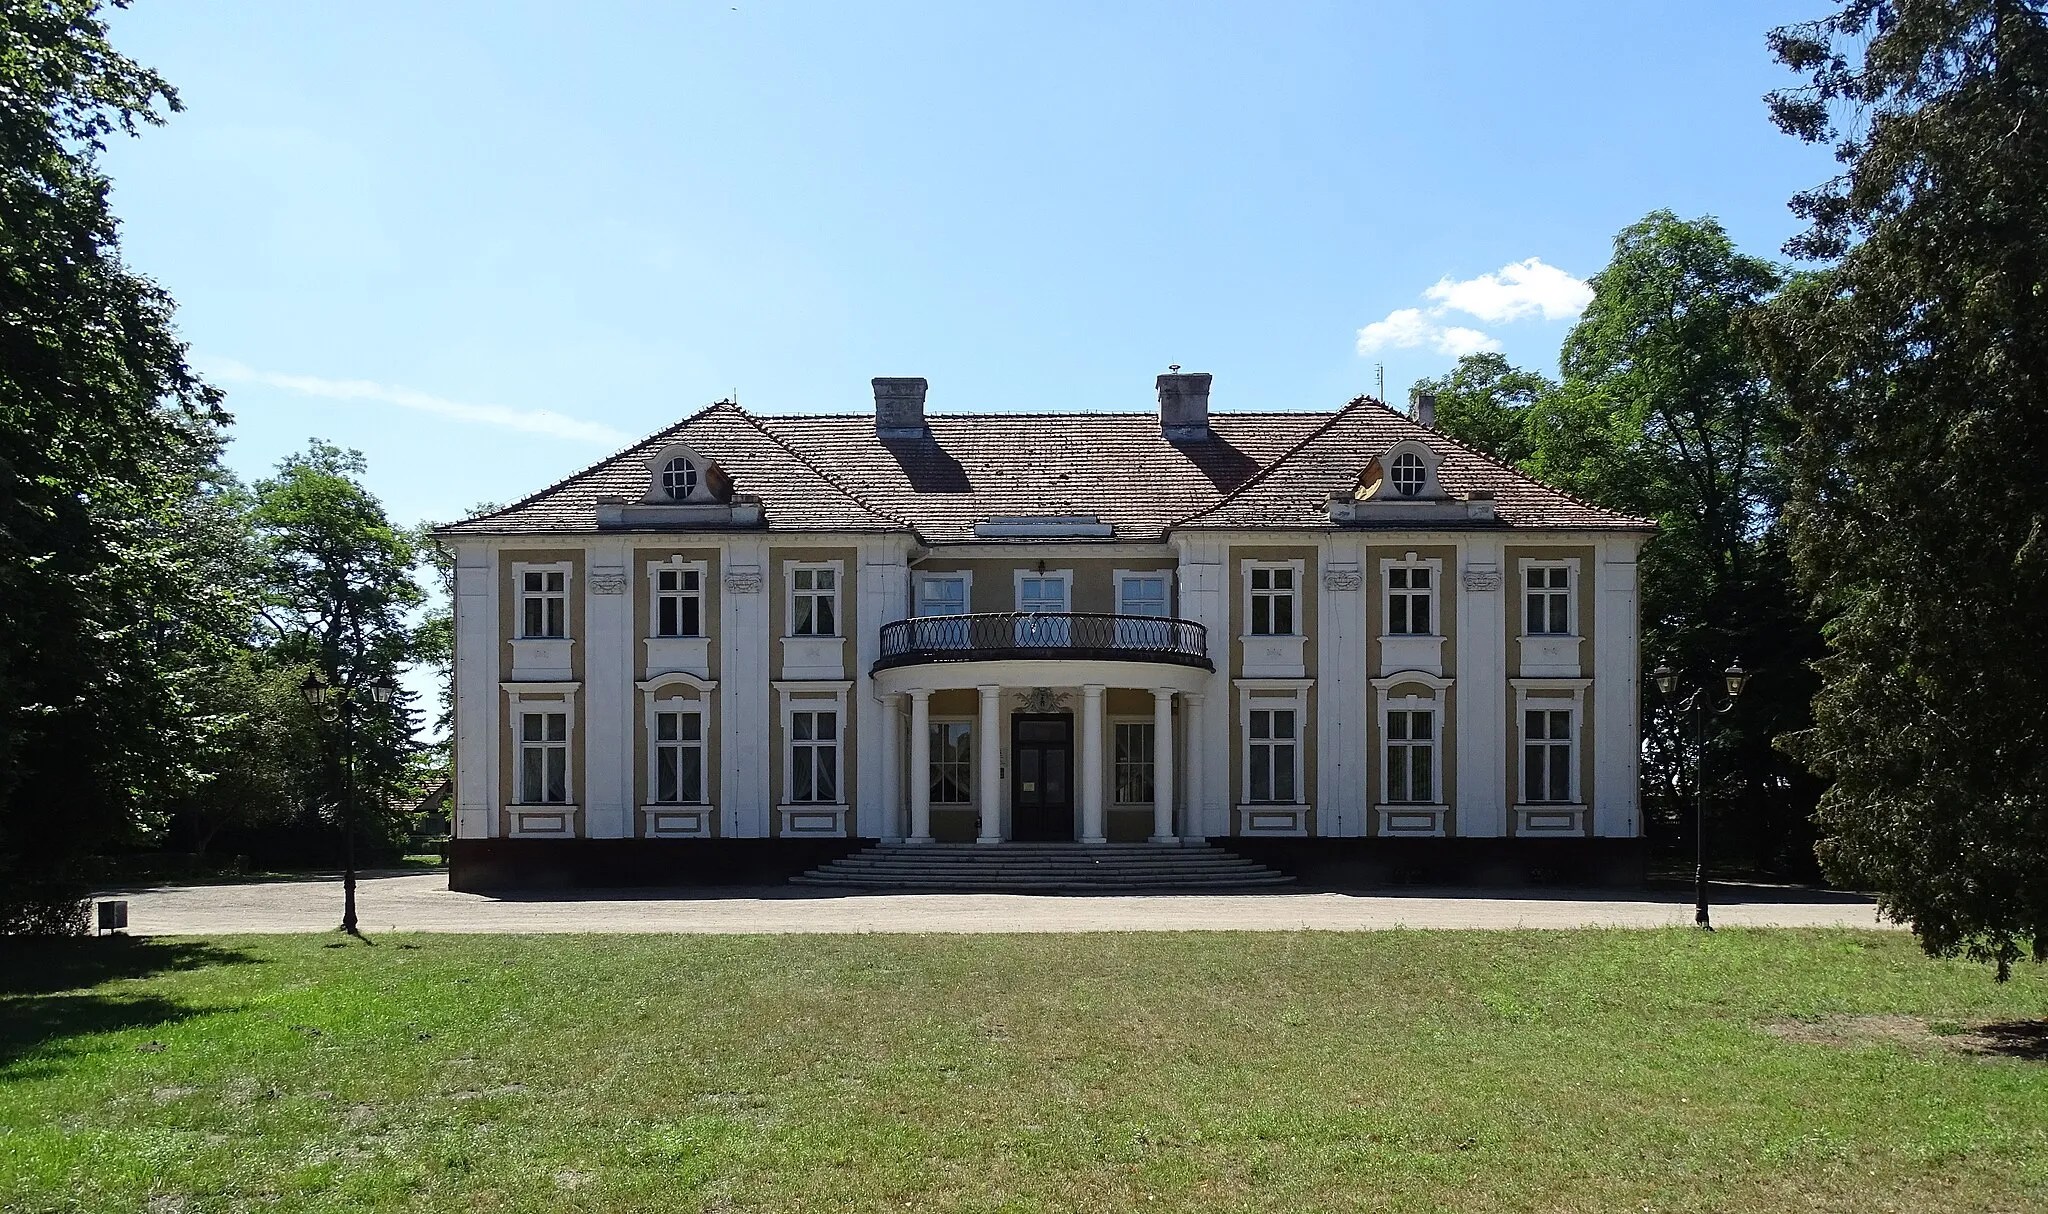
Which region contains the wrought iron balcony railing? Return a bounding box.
[874,612,1212,673]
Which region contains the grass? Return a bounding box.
[2,930,2045,1212]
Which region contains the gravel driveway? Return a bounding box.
[100,872,1896,935]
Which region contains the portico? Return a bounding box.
[870,622,1213,845]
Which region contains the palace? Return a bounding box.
[437,373,1652,888]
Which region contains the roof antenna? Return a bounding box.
[1375,363,1385,403]
[1167,364,1181,373]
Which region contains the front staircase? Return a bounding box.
[792,842,1294,893]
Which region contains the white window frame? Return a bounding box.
[647,557,709,639]
[1379,552,1444,638]
[1113,570,1172,617]
[1519,557,1581,638]
[1012,568,1074,614]
[504,686,579,807]
[928,716,974,806]
[914,570,974,617]
[648,699,708,805]
[1511,678,1590,807]
[1237,685,1308,806]
[786,560,844,638]
[776,683,852,808]
[1241,559,1304,637]
[1111,717,1157,805]
[512,560,572,640]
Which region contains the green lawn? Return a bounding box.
[2,930,2044,1212]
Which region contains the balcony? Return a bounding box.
[874,612,1212,673]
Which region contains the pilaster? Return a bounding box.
[1456,534,1508,836]
[721,537,772,837]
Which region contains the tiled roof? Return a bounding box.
[439,402,904,536]
[1176,397,1655,532]
[439,397,1651,540]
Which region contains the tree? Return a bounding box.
[0,1,238,898]
[1761,2,2048,976]
[252,442,427,858]
[1409,352,1554,467]
[1423,214,1826,876]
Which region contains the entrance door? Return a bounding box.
[1011,713,1074,841]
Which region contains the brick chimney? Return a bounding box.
[873,377,928,438]
[1156,371,1212,442]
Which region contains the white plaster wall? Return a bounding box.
[452,543,497,839]
[1593,535,1644,836]
[582,537,632,838]
[722,536,772,837]
[1316,535,1366,835]
[1455,533,1509,836]
[1171,533,1231,837]
[856,542,910,838]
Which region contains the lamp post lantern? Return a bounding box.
[300,670,397,937]
[1649,660,1749,930]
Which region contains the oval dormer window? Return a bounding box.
[660,456,698,501]
[1390,452,1426,497]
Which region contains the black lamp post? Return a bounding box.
[301,670,397,936]
[1649,660,1749,930]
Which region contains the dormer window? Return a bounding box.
[660,456,698,500]
[1390,452,1425,496]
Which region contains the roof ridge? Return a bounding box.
[752,409,1338,422]
[1168,396,1374,528]
[728,405,917,532]
[441,400,735,530]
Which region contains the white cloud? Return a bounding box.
[202,358,630,446]
[1424,257,1592,324]
[1355,308,1503,357]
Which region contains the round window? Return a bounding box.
[1390,452,1426,496]
[661,456,698,500]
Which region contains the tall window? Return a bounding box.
[930,721,972,804]
[1114,721,1156,804]
[1249,566,1295,635]
[1526,566,1571,635]
[519,711,568,803]
[1385,710,1434,803]
[792,567,838,636]
[789,709,839,802]
[521,568,566,638]
[1524,709,1573,803]
[1014,574,1071,645]
[654,566,703,637]
[1388,566,1432,635]
[1247,708,1297,803]
[652,709,704,804]
[918,575,968,616]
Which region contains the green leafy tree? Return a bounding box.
[252,442,427,859]
[0,0,244,897]
[1761,2,2048,976]
[1423,214,1825,874]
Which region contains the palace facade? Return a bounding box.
[438,373,1652,887]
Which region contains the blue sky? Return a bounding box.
[102,0,1835,531]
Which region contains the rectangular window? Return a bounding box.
[1388,566,1432,635]
[1249,566,1295,636]
[1118,575,1169,617]
[1247,708,1297,803]
[654,567,703,638]
[1017,575,1068,613]
[792,567,838,636]
[1526,566,1571,635]
[789,709,839,803]
[521,569,566,638]
[930,721,972,804]
[918,575,969,617]
[1385,710,1434,803]
[1114,721,1156,804]
[652,709,704,804]
[518,711,568,803]
[1524,709,1573,803]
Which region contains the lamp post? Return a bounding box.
[1649,660,1749,930]
[301,670,397,936]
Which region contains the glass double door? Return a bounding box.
[1011,713,1074,841]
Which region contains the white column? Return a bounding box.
[1150,689,1176,843]
[878,693,903,841]
[1080,684,1106,844]
[1181,692,1205,842]
[977,685,1002,843]
[908,689,933,843]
